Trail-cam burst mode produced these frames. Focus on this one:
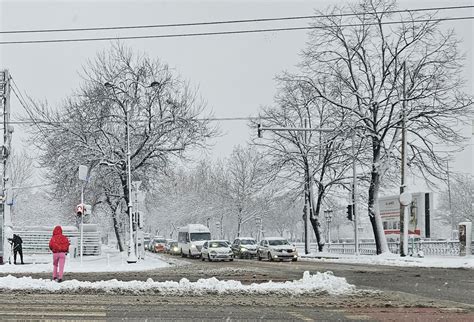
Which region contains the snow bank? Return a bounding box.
[0,271,355,296]
[301,252,474,269]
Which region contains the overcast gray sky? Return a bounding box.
[1,0,472,184]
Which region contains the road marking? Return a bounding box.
[1,311,106,317]
[345,315,372,320]
[287,311,314,321]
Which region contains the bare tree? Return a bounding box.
[9,149,34,221]
[219,146,272,237]
[437,173,473,226]
[23,44,217,250]
[255,79,355,251]
[280,0,472,253]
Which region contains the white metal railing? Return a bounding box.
[14,230,101,256]
[324,240,473,256]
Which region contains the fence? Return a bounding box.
[324,240,473,256]
[14,230,101,256]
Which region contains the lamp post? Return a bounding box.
[103,81,136,263]
[132,180,142,259]
[103,80,160,263]
[324,209,333,247]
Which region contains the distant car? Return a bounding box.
[151,237,167,253]
[165,239,176,253]
[144,236,151,250]
[257,237,298,262]
[231,237,258,259]
[201,240,234,262]
[168,241,180,255]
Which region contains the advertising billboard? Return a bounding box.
[379,192,433,240]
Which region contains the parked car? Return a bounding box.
[201,240,234,262]
[257,237,298,261]
[168,241,180,255]
[231,237,258,259]
[150,237,167,253]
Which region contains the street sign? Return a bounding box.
[399,192,412,206]
[78,165,88,181]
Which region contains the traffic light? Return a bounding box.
[346,204,353,221]
[76,204,84,216]
[257,123,262,138]
[136,211,143,229]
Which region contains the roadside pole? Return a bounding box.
[0,70,12,265]
[78,165,88,264]
[400,62,409,257]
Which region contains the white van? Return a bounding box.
[177,224,211,258]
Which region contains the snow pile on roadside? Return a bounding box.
[301,252,474,269]
[0,271,355,296]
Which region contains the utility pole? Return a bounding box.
[303,119,310,254]
[446,160,453,238]
[352,129,359,255]
[400,62,409,257]
[0,70,12,265]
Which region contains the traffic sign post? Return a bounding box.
[78,165,88,264]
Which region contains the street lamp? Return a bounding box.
[103,80,161,263]
[324,209,333,246]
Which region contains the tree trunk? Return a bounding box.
[111,213,124,252]
[105,195,124,252]
[306,168,324,252]
[237,207,242,237]
[368,164,389,254]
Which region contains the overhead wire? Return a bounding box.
[0,15,473,45]
[0,4,472,35]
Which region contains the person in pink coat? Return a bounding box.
[48,226,70,282]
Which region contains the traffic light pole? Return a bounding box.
[80,185,84,264]
[352,130,359,255]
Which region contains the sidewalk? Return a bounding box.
[300,251,474,269]
[0,246,170,274]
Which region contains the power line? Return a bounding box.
[9,79,268,124]
[0,16,473,45]
[7,116,269,125]
[1,5,472,35]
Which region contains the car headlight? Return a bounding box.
[191,244,196,249]
[210,251,216,254]
[240,247,247,252]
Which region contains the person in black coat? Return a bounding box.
[8,234,24,264]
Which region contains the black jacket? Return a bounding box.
[11,234,23,250]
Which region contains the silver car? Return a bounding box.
[201,240,234,262]
[257,237,298,261]
[231,237,258,259]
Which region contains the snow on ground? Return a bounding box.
[0,271,355,296]
[301,252,474,269]
[0,246,170,274]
